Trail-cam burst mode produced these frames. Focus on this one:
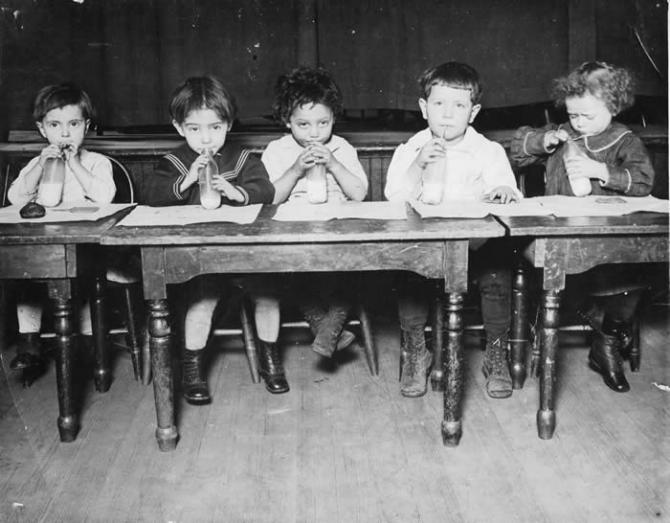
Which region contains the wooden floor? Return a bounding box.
[1,297,669,522]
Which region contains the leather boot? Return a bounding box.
[303,304,352,358]
[399,326,432,398]
[589,322,629,393]
[481,333,513,399]
[182,348,211,405]
[9,332,47,387]
[258,340,289,394]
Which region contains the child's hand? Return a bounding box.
[416,139,446,169]
[211,175,244,202]
[62,143,79,165]
[308,142,335,169]
[292,147,317,174]
[483,185,520,204]
[38,144,63,167]
[564,155,609,183]
[187,153,211,183]
[543,129,570,150]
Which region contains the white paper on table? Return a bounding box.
[410,199,501,218]
[0,203,136,224]
[534,195,670,217]
[116,204,262,226]
[272,201,407,221]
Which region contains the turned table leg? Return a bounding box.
[537,290,561,440]
[442,292,464,447]
[50,287,79,442]
[430,283,445,391]
[148,299,178,451]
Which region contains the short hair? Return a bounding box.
[418,62,483,104]
[169,76,237,124]
[32,83,95,122]
[272,66,343,124]
[552,61,635,116]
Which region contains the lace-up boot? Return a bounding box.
[482,334,513,399]
[182,348,211,405]
[399,326,432,398]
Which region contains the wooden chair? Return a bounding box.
[88,154,146,391]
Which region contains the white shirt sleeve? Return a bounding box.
[7,156,41,206]
[333,139,368,193]
[480,141,523,198]
[260,139,288,183]
[82,152,115,203]
[384,138,423,202]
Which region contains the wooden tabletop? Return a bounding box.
[101,204,506,246]
[0,209,134,245]
[496,212,669,237]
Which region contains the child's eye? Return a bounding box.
[48,122,59,128]
[297,122,308,128]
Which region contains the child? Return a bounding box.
[385,62,521,399]
[510,61,655,392]
[143,76,275,404]
[255,66,368,392]
[7,83,116,384]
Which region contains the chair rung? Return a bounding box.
[212,319,363,337]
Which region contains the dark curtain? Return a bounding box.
[0,0,666,132]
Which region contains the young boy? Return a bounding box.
[143,76,275,404]
[385,62,521,399]
[7,83,115,384]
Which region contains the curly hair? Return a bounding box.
[418,62,483,104]
[32,83,95,123]
[169,76,237,124]
[551,62,635,116]
[272,66,343,124]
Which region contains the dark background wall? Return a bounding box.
[0,0,666,134]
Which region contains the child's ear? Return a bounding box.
[418,98,428,120]
[36,121,47,139]
[469,104,482,123]
[172,119,185,137]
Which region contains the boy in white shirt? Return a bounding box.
[385,62,520,399]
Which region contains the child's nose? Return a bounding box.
[308,126,319,138]
[201,130,211,143]
[61,126,70,136]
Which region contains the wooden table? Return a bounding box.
[0,213,130,442]
[101,204,506,451]
[499,213,669,439]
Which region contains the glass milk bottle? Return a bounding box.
[563,140,592,197]
[305,162,328,203]
[421,140,446,205]
[198,149,221,210]
[37,154,66,207]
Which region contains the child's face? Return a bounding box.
[565,93,613,136]
[287,103,334,147]
[173,108,229,154]
[419,84,480,144]
[36,104,89,148]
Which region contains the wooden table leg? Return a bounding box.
[537,290,560,440]
[442,292,464,447]
[49,281,79,442]
[147,299,178,451]
[91,273,112,392]
[510,265,529,389]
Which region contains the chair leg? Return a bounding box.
[430,283,445,391]
[357,303,377,375]
[240,298,260,383]
[628,317,641,372]
[123,284,142,381]
[91,274,111,392]
[510,265,529,389]
[141,317,151,385]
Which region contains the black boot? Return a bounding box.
[588,317,629,393]
[182,348,211,405]
[302,304,353,358]
[399,326,432,398]
[258,340,289,394]
[481,333,513,399]
[9,332,47,387]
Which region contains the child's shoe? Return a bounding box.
[399,326,432,397]
[482,334,513,398]
[258,340,289,394]
[588,324,629,393]
[182,348,211,404]
[303,304,352,358]
[9,332,47,387]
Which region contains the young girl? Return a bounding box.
[253,66,369,393]
[7,83,116,384]
[510,61,655,392]
[143,76,275,404]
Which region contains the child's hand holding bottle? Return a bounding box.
[303,142,328,203]
[418,134,447,204]
[543,129,570,151]
[563,145,609,195]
